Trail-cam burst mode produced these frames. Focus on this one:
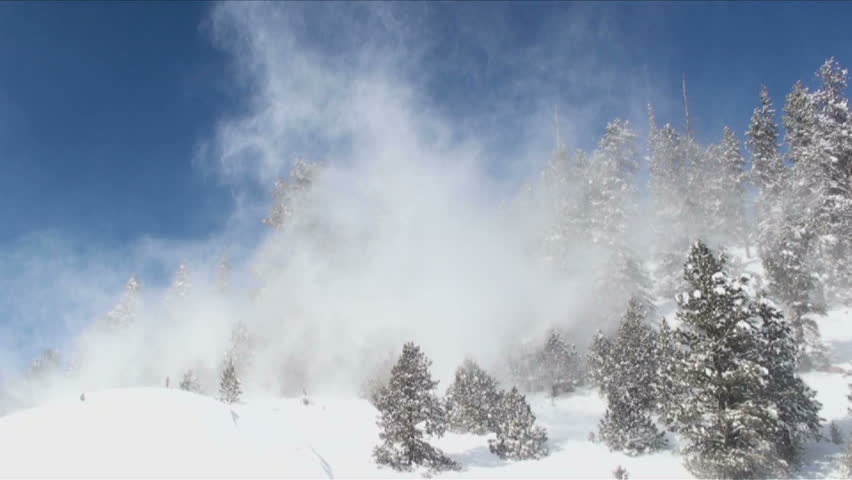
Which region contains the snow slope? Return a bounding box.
[0,308,849,478]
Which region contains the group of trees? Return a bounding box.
[14,56,851,478]
[535,59,851,358]
[589,242,822,479]
[373,343,548,473]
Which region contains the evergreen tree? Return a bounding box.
[762,221,830,371]
[488,387,549,461]
[811,58,852,303]
[647,109,690,299]
[598,392,667,456]
[216,256,230,293]
[596,298,666,455]
[717,127,749,250]
[445,358,502,434]
[830,421,843,445]
[373,342,459,472]
[29,349,61,378]
[665,242,787,479]
[586,330,613,390]
[587,119,639,250]
[755,298,822,465]
[653,316,684,430]
[228,320,256,373]
[180,369,202,393]
[172,264,191,298]
[103,275,141,331]
[747,86,784,199]
[535,329,578,395]
[219,357,242,404]
[264,158,318,230]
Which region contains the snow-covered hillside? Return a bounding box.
[1,307,849,479]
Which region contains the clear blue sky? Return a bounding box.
[1,1,851,366]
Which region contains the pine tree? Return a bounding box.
[810,58,852,303]
[171,264,191,299]
[647,109,691,300]
[180,369,202,393]
[488,387,549,461]
[264,158,318,230]
[587,120,639,250]
[748,86,785,199]
[596,298,666,455]
[373,342,459,472]
[665,241,787,479]
[228,320,255,374]
[29,349,61,378]
[762,221,830,371]
[216,256,230,293]
[754,298,822,465]
[717,127,749,250]
[535,329,578,395]
[445,358,502,435]
[103,275,141,330]
[219,357,242,404]
[653,316,684,430]
[830,422,844,445]
[586,330,613,390]
[598,392,667,456]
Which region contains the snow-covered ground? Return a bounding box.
[0,307,849,478]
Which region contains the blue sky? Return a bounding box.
[1,1,852,367]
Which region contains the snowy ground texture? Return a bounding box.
[0,307,849,478]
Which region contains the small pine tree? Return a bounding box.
[489,387,548,461]
[536,329,578,395]
[831,422,844,445]
[445,358,502,434]
[586,330,613,390]
[179,369,202,393]
[219,357,242,404]
[598,392,666,456]
[613,465,630,480]
[373,342,459,472]
[596,298,666,455]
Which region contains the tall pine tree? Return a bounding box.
[373,342,458,472]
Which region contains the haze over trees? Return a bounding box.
[3,53,852,478]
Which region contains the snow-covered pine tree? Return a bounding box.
[598,391,667,456]
[373,342,459,472]
[535,328,578,395]
[445,358,502,435]
[653,316,684,430]
[597,298,666,455]
[830,421,844,445]
[594,249,656,327]
[263,158,318,230]
[102,274,141,331]
[753,298,822,466]
[218,356,242,404]
[179,369,202,393]
[587,119,639,250]
[647,109,690,300]
[586,330,613,390]
[228,320,255,374]
[488,386,549,461]
[716,127,749,251]
[748,86,785,200]
[171,264,191,299]
[29,349,61,378]
[665,241,787,479]
[762,221,830,371]
[216,255,230,293]
[810,58,852,303]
